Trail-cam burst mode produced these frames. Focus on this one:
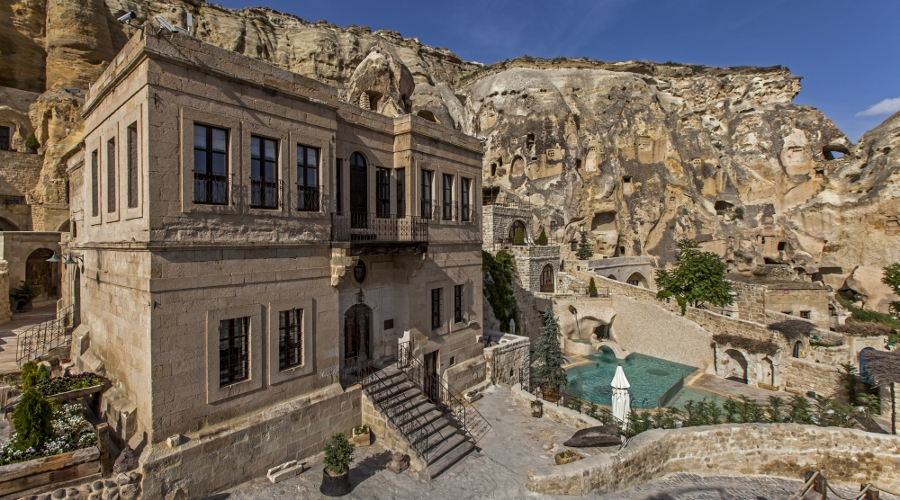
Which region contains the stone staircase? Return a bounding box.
[361,366,476,479]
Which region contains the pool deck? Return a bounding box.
[688,374,798,404]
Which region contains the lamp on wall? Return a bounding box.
[47,253,83,268]
[46,253,61,263]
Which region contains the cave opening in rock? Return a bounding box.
[822,144,850,160]
[714,200,734,215]
[483,186,500,205]
[591,211,616,231]
[490,163,497,176]
[417,110,438,122]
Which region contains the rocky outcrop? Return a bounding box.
[0,0,897,310]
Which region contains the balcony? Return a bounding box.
[331,212,428,255]
[250,177,280,209]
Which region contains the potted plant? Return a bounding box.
[531,399,543,418]
[534,306,567,404]
[588,277,598,298]
[465,389,482,403]
[24,133,40,154]
[350,425,371,447]
[11,279,41,312]
[320,433,354,497]
[554,449,581,465]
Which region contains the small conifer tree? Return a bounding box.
[13,389,54,450]
[588,277,598,297]
[25,133,40,151]
[575,228,593,260]
[536,228,548,246]
[534,306,567,393]
[513,228,525,246]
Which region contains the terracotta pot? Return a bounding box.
[531,404,543,418]
[320,470,351,497]
[350,430,371,447]
[16,300,33,312]
[543,387,560,403]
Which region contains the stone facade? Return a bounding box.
[729,274,834,328]
[482,204,532,250]
[508,244,560,293]
[483,333,530,390]
[0,150,43,231]
[586,256,656,290]
[0,231,63,319]
[68,30,484,499]
[526,423,900,496]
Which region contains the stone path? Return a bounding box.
[690,373,796,404]
[0,301,57,375]
[212,385,898,500]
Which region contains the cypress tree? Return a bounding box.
[575,229,593,260]
[534,306,568,392]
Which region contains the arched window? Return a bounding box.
[509,220,526,244]
[540,264,554,293]
[792,341,801,358]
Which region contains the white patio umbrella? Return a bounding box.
[611,364,631,429]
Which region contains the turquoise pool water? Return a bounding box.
[566,349,723,410]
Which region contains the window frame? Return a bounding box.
[250,135,280,209]
[460,177,471,222]
[395,168,406,218]
[206,305,263,403]
[335,158,343,213]
[193,124,230,206]
[442,173,454,220]
[376,167,391,218]
[278,308,303,371]
[181,109,241,215]
[268,298,315,384]
[420,169,433,219]
[454,284,464,323]
[296,144,320,212]
[218,317,250,387]
[431,287,443,330]
[126,123,139,209]
[90,149,99,219]
[0,126,9,151]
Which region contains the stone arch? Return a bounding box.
[792,341,801,358]
[509,220,527,244]
[540,264,554,293]
[57,220,70,232]
[822,144,850,160]
[626,272,648,288]
[510,156,525,177]
[0,217,19,231]
[761,357,775,387]
[25,248,59,299]
[723,349,748,384]
[859,347,874,382]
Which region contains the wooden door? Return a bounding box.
[424,350,439,403]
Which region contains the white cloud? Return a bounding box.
[856,97,900,117]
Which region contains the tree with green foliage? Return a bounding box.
[322,433,355,476]
[839,363,858,405]
[588,277,598,297]
[536,228,548,246]
[13,389,54,450]
[482,251,518,333]
[513,228,525,246]
[24,133,40,151]
[786,394,813,424]
[534,306,567,392]
[575,228,593,260]
[654,239,734,315]
[884,262,900,315]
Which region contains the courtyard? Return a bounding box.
[210,386,898,500]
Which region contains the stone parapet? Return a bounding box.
[484,334,530,390]
[526,423,900,496]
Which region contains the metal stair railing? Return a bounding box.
[16,304,77,366]
[397,341,491,443]
[360,367,446,463]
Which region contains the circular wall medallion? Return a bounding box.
[353,260,367,284]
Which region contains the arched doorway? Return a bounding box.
[859,347,874,383]
[607,274,617,281]
[0,217,19,231]
[792,341,801,358]
[344,304,372,361]
[509,220,526,244]
[723,349,748,384]
[349,152,367,228]
[761,357,775,387]
[540,264,554,292]
[593,323,610,341]
[73,267,81,327]
[57,220,70,232]
[626,272,648,288]
[25,248,58,299]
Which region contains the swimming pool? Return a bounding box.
[565,349,725,410]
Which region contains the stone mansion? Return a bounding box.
[61,30,487,496]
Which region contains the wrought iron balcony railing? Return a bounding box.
[193,172,229,205]
[331,212,428,244]
[250,177,281,209]
[296,185,320,212]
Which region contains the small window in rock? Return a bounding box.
[490,163,497,176]
[799,311,811,320]
[777,242,787,251]
[526,133,535,149]
[550,220,556,231]
[623,176,632,184]
[619,246,626,256]
[782,311,792,316]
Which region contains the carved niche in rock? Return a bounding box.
[345,43,414,117]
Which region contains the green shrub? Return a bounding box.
[787,394,813,424]
[323,433,355,476]
[13,389,55,450]
[513,228,525,246]
[839,363,858,404]
[575,229,593,260]
[11,280,41,304]
[25,133,39,150]
[536,229,548,246]
[482,250,519,333]
[21,361,39,391]
[566,396,582,413]
[588,278,598,297]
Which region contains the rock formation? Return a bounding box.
[0,0,897,310]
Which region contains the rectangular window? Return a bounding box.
[251,136,278,208]
[193,124,229,205]
[800,310,811,319]
[335,158,342,213]
[395,168,405,218]
[127,124,138,208]
[90,150,99,217]
[296,145,319,211]
[420,170,433,218]
[431,287,442,330]
[278,309,303,370]
[460,178,471,222]
[454,284,464,323]
[442,173,453,220]
[106,138,116,213]
[219,317,249,387]
[0,126,9,151]
[376,168,390,218]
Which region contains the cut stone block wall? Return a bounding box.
[0,150,43,231]
[509,244,560,293]
[782,357,843,398]
[140,384,361,500]
[526,423,900,496]
[484,334,530,390]
[360,389,427,472]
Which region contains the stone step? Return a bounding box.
[423,436,475,479]
[379,388,427,414]
[410,417,456,450]
[399,407,444,435]
[369,380,416,403]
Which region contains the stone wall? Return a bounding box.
[361,389,427,472]
[782,357,843,398]
[482,204,532,250]
[508,244,560,293]
[484,334,530,390]
[730,280,767,324]
[526,423,900,496]
[764,287,832,329]
[587,256,656,290]
[141,384,361,500]
[510,383,605,429]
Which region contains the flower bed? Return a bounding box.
[34,373,103,398]
[0,404,97,466]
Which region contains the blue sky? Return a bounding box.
[217,0,898,142]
